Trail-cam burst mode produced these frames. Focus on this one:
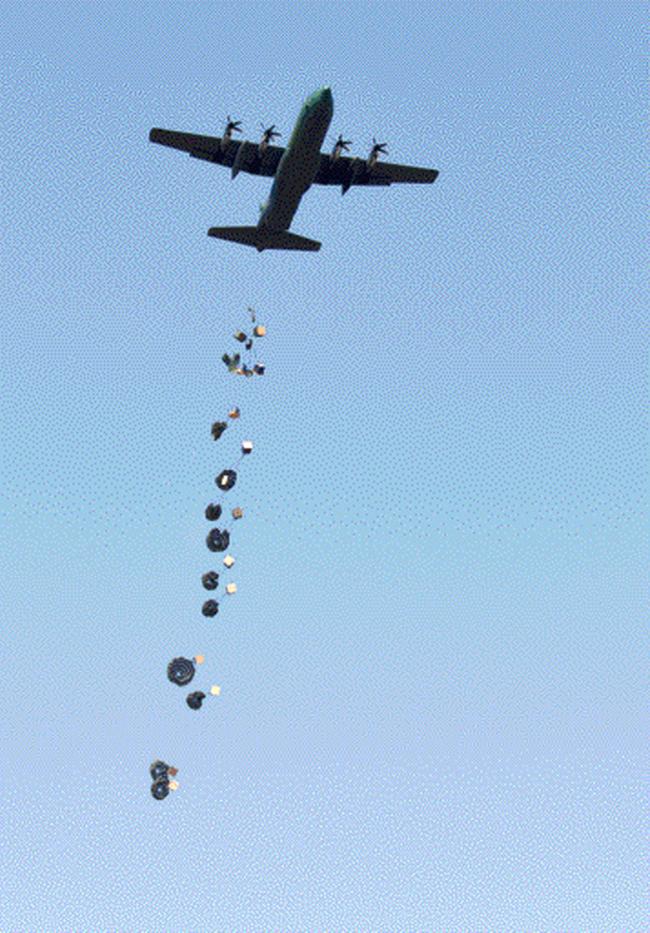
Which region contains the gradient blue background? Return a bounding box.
[2,2,646,930]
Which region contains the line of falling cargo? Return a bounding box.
[151,310,266,800]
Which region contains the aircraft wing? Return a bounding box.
[313,153,439,187]
[149,128,285,177]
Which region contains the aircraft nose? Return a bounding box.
[320,86,333,103]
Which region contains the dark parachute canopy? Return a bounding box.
[205,503,222,521]
[223,314,266,377]
[149,760,178,800]
[150,759,172,781]
[216,469,237,491]
[167,657,196,687]
[222,353,241,373]
[202,599,219,617]
[186,691,206,710]
[151,778,170,800]
[206,527,230,552]
[211,421,227,441]
[202,571,219,590]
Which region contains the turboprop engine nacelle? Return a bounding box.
[367,139,387,169]
[221,117,242,151]
[331,135,352,161]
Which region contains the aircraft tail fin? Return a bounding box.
[207,226,321,252]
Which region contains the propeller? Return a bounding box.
[225,116,243,134]
[260,123,281,143]
[334,133,352,152]
[370,137,387,157]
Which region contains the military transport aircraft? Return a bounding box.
[149,86,439,252]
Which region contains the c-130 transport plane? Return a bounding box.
[149,86,439,252]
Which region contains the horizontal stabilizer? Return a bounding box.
[207,226,321,252]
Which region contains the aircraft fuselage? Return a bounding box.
[258,87,333,233]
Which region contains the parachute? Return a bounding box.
[149,760,179,800]
[150,759,177,781]
[222,314,267,377]
[186,691,206,710]
[152,308,267,799]
[166,656,203,687]
[186,687,221,710]
[206,528,230,552]
[216,469,237,491]
[222,352,241,373]
[151,778,170,800]
[202,571,219,591]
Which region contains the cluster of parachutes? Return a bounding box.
[166,653,222,710]
[151,310,266,800]
[222,307,266,377]
[202,421,254,618]
[149,759,179,800]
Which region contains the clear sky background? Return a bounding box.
[2,2,646,930]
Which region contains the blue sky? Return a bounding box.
[2,2,646,930]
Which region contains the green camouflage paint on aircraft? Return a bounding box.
[149,87,439,252]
